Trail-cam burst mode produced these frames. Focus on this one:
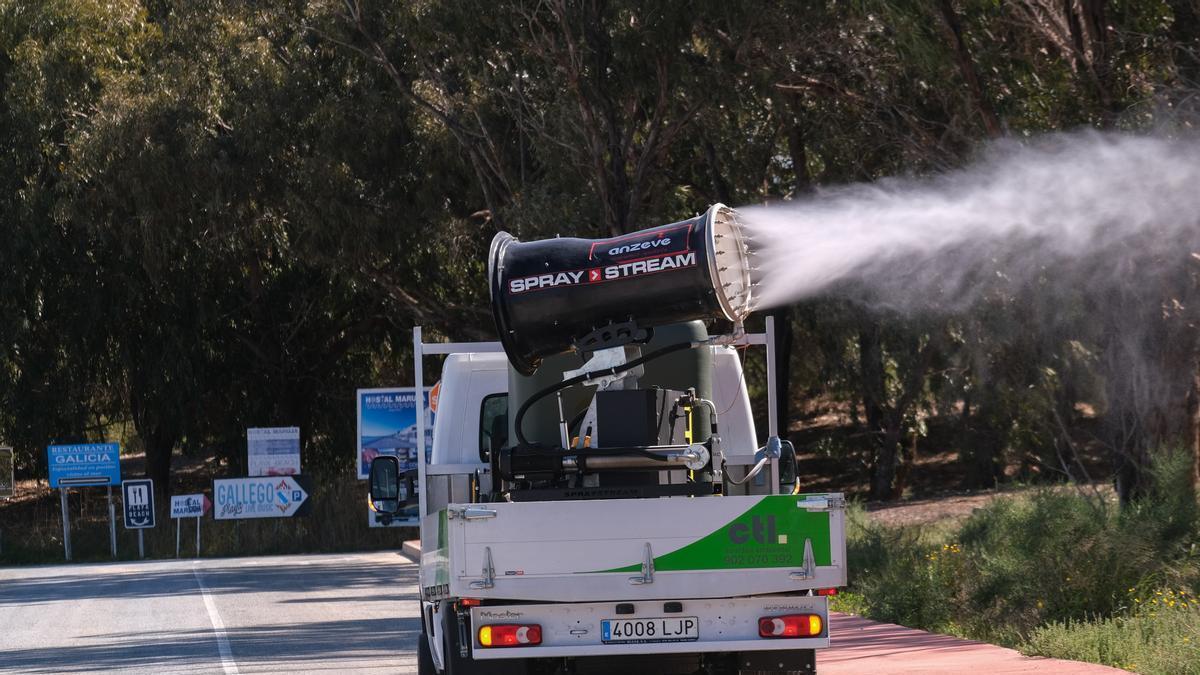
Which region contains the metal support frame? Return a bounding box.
[721,321,779,495]
[415,327,425,526]
[412,320,783,521]
[764,315,781,494]
[414,327,505,522]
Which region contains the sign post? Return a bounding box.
[122,479,155,559]
[0,445,12,556]
[107,486,116,558]
[213,475,311,520]
[60,490,72,561]
[170,493,210,558]
[48,443,121,562]
[0,445,12,500]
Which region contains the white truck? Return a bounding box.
[369,205,847,675]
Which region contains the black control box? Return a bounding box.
[595,388,685,447]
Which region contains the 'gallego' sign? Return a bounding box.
[212,475,311,520]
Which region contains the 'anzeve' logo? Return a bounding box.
[728,515,785,545]
[608,236,671,257]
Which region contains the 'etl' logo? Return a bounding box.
[728,515,788,545]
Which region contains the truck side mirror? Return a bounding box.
[779,440,798,493]
[369,455,403,514]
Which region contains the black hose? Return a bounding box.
[513,341,695,449]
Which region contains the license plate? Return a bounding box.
[601,616,699,644]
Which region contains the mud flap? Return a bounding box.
[737,648,816,675]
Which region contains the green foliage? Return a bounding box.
[844,451,1200,653]
[0,0,1197,504]
[1023,593,1200,675]
[843,503,964,634]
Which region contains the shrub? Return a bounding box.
[1023,588,1200,675]
[842,503,966,636]
[842,449,1200,651]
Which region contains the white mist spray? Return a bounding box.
[741,132,1200,312]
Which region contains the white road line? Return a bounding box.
[192,563,240,675]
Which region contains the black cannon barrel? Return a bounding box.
[488,203,753,375]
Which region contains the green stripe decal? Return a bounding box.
[593,495,833,573]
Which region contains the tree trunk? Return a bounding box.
[762,98,811,447]
[963,392,1002,489]
[786,95,814,195]
[1100,274,1200,502]
[143,429,175,499]
[1167,0,1200,117]
[128,385,178,498]
[859,325,896,500]
[934,0,1003,138]
[703,137,733,205]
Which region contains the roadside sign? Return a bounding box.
[357,387,434,480]
[213,475,311,520]
[122,479,155,529]
[47,443,121,487]
[170,494,211,518]
[170,493,210,559]
[0,446,12,499]
[247,427,301,477]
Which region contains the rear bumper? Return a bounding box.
[468,595,828,660]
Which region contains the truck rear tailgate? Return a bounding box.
[421,493,846,603]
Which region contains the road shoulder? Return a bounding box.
[821,612,1128,674]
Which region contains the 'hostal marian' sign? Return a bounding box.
[170,493,212,518]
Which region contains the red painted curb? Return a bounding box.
[821,613,1128,674]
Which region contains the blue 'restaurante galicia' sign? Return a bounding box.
[47,443,121,488]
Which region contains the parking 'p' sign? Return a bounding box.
[123,479,155,529]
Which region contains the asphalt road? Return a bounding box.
[0,551,419,674]
[0,551,1125,675]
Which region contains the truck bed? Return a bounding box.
[421,493,847,603]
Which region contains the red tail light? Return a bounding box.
[478,624,542,648]
[816,588,839,596]
[758,614,823,638]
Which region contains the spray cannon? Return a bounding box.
[489,203,755,376]
[486,204,765,500]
